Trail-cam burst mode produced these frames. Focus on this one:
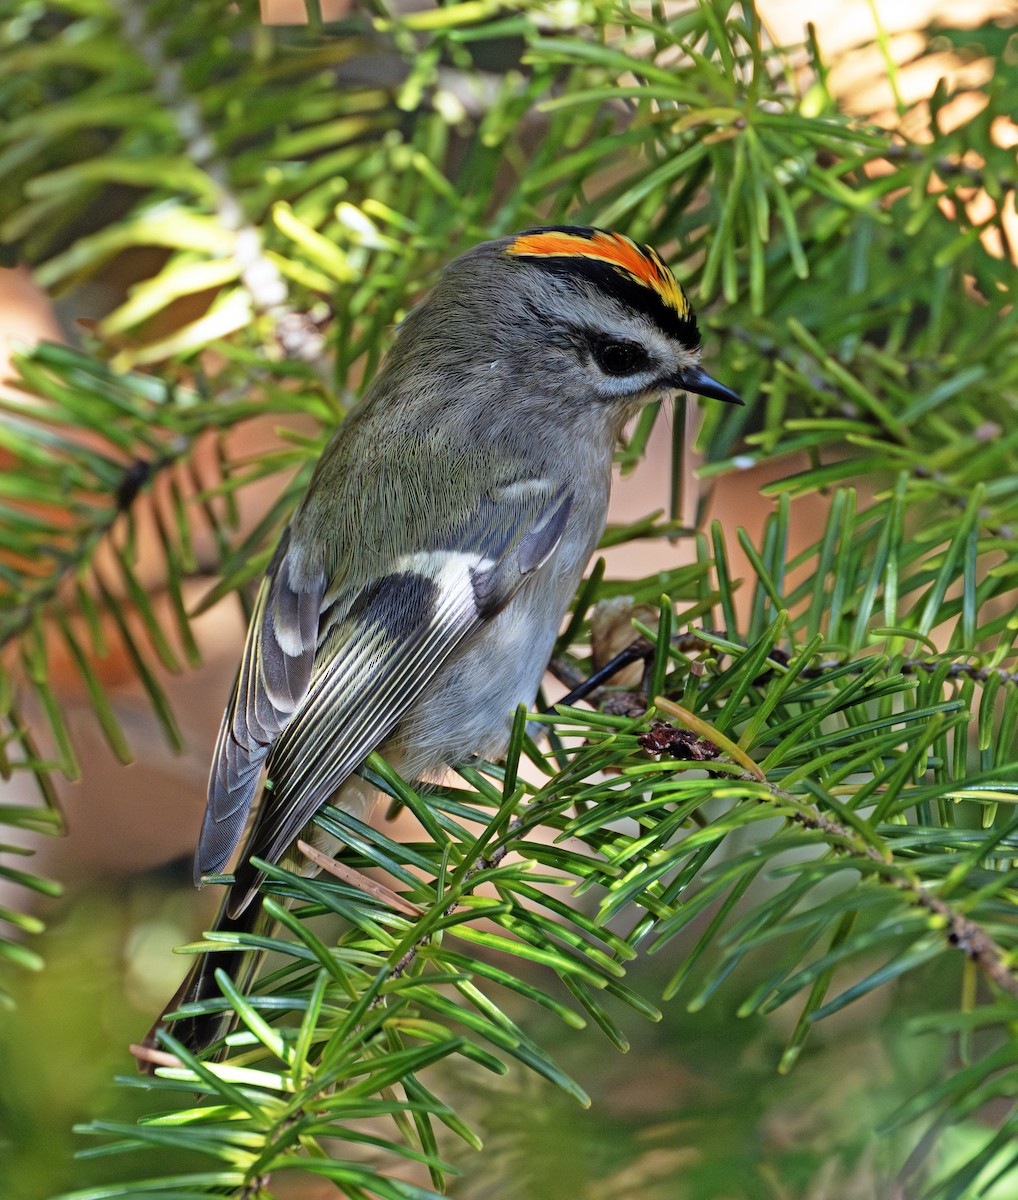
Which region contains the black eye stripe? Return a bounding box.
[588,336,651,377]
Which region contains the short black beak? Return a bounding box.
[671,365,743,406]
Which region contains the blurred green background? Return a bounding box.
[2,867,969,1200]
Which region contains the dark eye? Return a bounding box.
[589,337,650,377]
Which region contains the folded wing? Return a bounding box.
[198,477,573,917]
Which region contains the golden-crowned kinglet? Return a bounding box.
[137,226,741,1068]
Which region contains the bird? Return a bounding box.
[135,225,742,1069]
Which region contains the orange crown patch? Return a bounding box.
[507,229,691,321]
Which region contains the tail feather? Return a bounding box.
[134,895,271,1073]
[136,794,368,1074]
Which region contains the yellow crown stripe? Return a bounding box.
[508,229,690,319]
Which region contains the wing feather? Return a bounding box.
[196,529,325,882]
[200,472,574,916]
[226,557,483,914]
